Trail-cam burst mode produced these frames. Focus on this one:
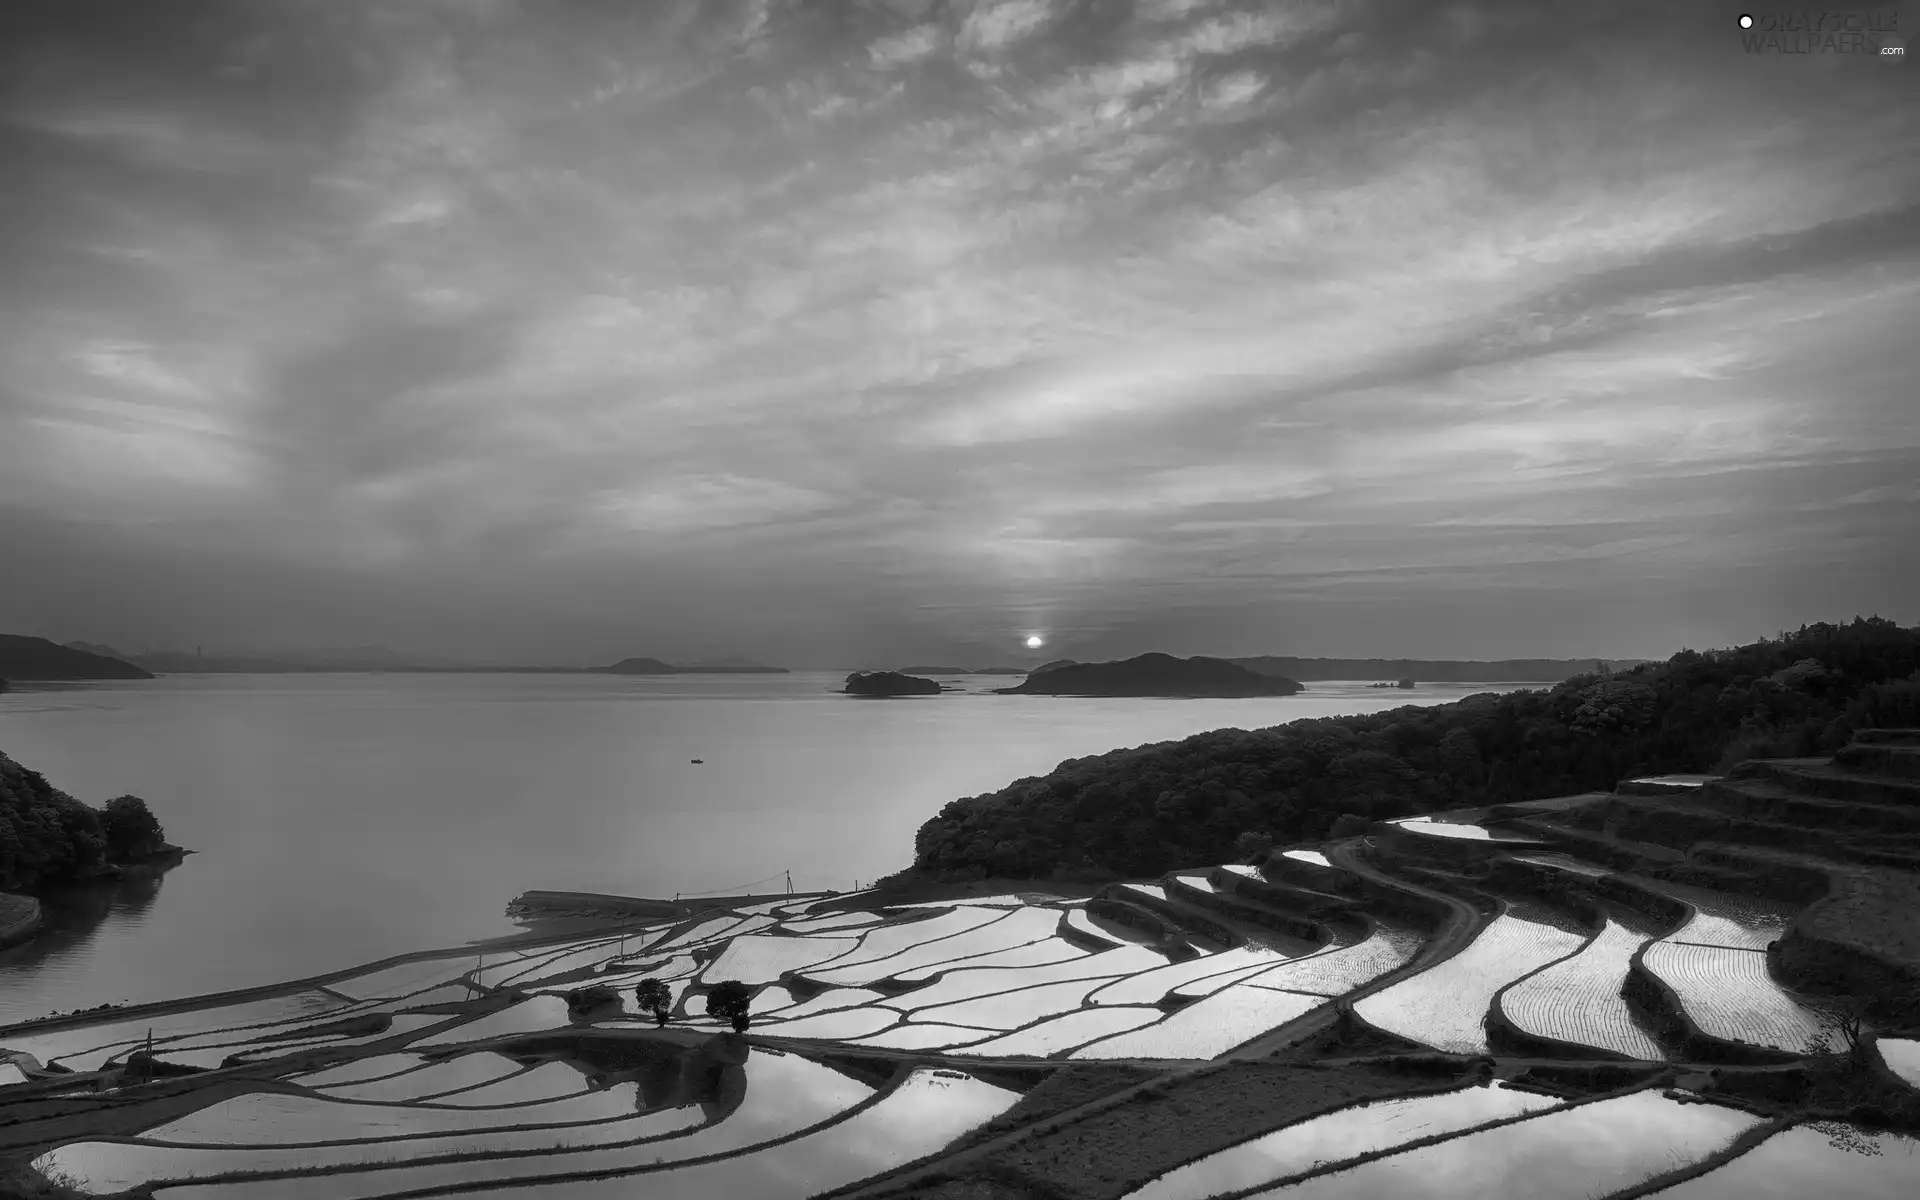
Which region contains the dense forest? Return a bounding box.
[913,618,1920,880]
[0,752,169,892]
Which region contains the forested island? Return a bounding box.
[914,618,1920,879]
[844,670,943,696]
[996,652,1306,698]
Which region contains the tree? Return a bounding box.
[705,980,753,1033]
[99,795,166,861]
[564,984,619,1017]
[1232,830,1273,864]
[1329,813,1371,840]
[635,978,673,1027]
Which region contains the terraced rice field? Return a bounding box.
[892,936,1087,979]
[954,1007,1164,1058]
[1124,1083,1561,1200]
[847,1023,996,1050]
[801,908,1035,983]
[1878,1038,1920,1087]
[340,1069,1022,1200]
[0,992,351,1072]
[1073,986,1324,1059]
[1260,1090,1762,1199]
[1245,922,1423,998]
[9,770,1905,1200]
[128,1047,869,1199]
[889,947,1163,1011]
[1645,1123,1920,1198]
[1500,918,1663,1059]
[1509,852,1610,878]
[1641,943,1830,1052]
[1355,912,1586,1052]
[309,1052,525,1101]
[1086,946,1287,1006]
[1392,819,1540,843]
[914,979,1115,1030]
[1645,880,1796,950]
[697,934,859,984]
[413,995,573,1048]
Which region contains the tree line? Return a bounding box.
[912,618,1920,880]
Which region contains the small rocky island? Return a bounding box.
[843,670,942,696]
[996,652,1306,697]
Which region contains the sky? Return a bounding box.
[0,0,1915,669]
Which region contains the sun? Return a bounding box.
[1025,635,1044,649]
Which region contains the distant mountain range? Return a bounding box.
[2,636,153,680]
[1228,656,1652,682]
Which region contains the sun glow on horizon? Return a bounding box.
[1025,634,1045,649]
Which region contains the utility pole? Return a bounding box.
[785,870,792,896]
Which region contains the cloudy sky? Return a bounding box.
[0,0,1915,668]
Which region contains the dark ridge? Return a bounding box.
[1233,656,1655,683]
[0,635,153,680]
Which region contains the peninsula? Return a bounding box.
[996,652,1306,698]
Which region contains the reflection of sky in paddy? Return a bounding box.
[1124,1083,1558,1200]
[1648,1123,1920,1199]
[1261,1091,1760,1200]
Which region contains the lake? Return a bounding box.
[0,672,1531,1023]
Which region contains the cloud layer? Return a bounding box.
[1,0,1915,665]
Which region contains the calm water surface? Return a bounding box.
[0,672,1528,1021]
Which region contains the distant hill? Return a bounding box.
[1230,656,1652,683]
[0,635,153,680]
[998,653,1304,698]
[896,665,972,675]
[597,657,680,675]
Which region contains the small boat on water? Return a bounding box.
[691,758,704,764]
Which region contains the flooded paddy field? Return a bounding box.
[8,732,1919,1197]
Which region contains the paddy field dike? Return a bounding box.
[4,730,1920,1198]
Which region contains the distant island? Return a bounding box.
[18,640,790,676]
[1,636,153,680]
[1230,656,1651,682]
[997,653,1306,698]
[844,670,942,696]
[596,657,788,675]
